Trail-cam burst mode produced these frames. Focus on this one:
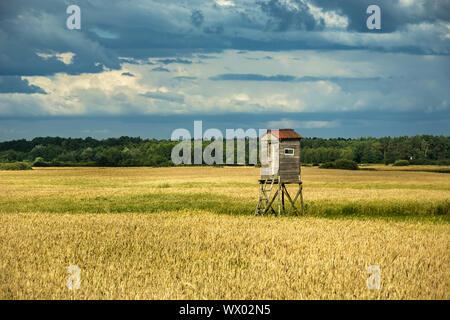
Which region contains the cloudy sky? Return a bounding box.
[0,0,449,140]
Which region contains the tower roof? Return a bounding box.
[267,129,302,140]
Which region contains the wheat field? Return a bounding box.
[0,166,449,299]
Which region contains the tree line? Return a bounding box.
[0,135,448,167]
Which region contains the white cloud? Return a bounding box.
[215,0,235,7]
[36,52,76,65]
[399,0,415,7]
[232,93,250,102]
[267,119,340,129]
[306,2,349,29]
[1,50,446,118]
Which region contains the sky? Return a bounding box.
[0,0,449,141]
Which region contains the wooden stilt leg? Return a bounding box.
[282,183,285,215]
[290,186,302,216]
[284,185,300,216]
[277,181,281,216]
[255,182,263,215]
[261,179,276,216]
[256,179,270,216]
[299,183,305,215]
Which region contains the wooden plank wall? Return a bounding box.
[278,140,300,182]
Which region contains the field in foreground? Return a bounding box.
[0,166,449,299]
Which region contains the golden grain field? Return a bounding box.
[0,166,449,299]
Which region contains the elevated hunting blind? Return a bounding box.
[255,129,304,216]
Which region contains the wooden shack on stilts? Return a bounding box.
[255,129,305,216]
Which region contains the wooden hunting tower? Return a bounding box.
[255,129,304,216]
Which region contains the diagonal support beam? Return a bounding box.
[263,188,279,216]
[283,184,300,216]
[262,179,275,215]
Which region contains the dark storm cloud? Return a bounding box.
[203,24,225,35]
[157,58,193,65]
[191,9,204,28]
[210,73,381,83]
[196,55,219,59]
[0,76,46,94]
[173,76,197,81]
[259,0,324,31]
[1,0,449,79]
[152,66,170,72]
[0,1,122,76]
[141,91,185,104]
[311,0,450,32]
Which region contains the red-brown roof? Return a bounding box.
[267,129,302,140]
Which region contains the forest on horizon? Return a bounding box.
[0,135,449,167]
